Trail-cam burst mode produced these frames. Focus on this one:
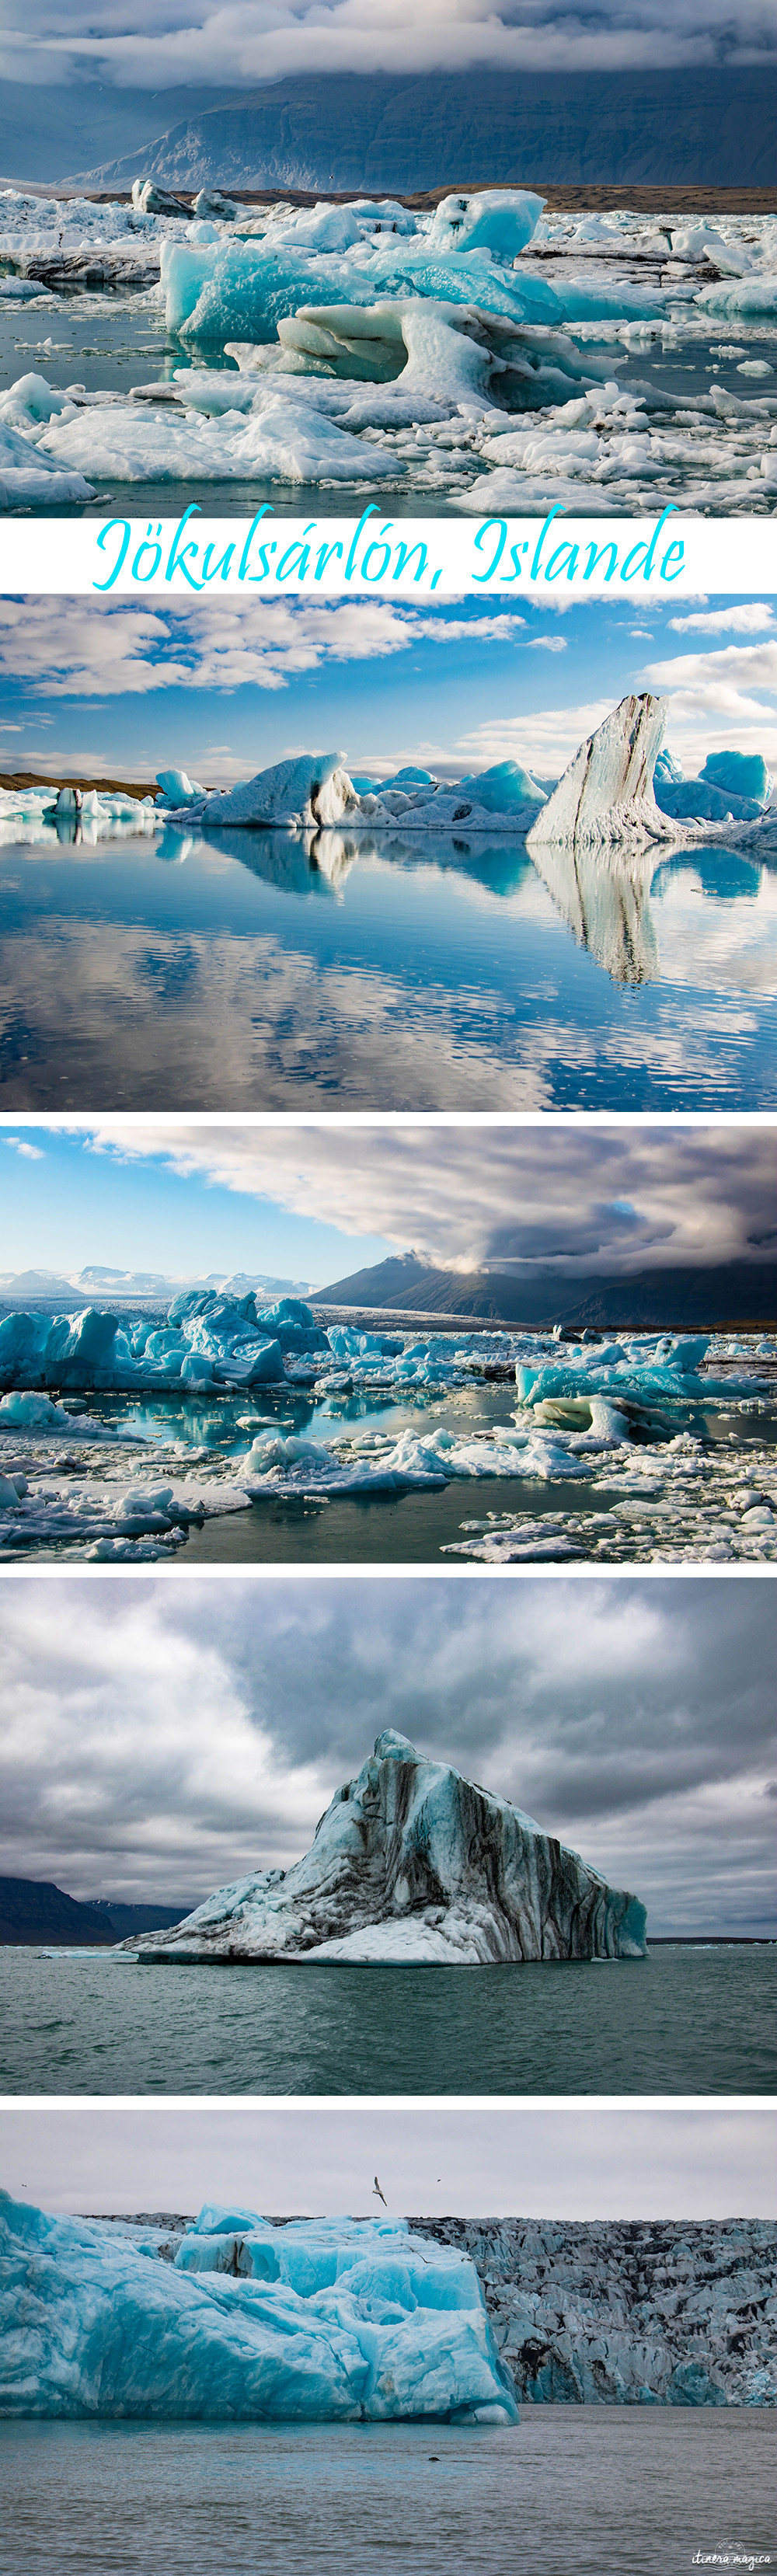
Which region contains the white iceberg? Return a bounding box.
[201,754,359,832]
[122,1727,648,1965]
[0,2194,517,2424]
[527,695,674,855]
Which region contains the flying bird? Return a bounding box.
[373,2175,388,2207]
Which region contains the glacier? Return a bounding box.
[2,186,777,510]
[413,2219,777,2408]
[120,1727,647,1965]
[0,2195,517,2423]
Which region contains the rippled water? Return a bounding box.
[1,825,776,1112]
[2,1944,773,2094]
[2,2414,775,2576]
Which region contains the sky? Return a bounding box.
[2,2100,775,2219]
[2,1574,775,1933]
[1,1120,775,1285]
[2,0,776,94]
[2,596,776,790]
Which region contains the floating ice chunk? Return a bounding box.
[0,2194,516,2422]
[39,383,399,486]
[0,411,95,509]
[124,1729,646,1966]
[458,760,546,814]
[131,179,190,218]
[695,276,777,315]
[527,695,673,854]
[427,190,544,261]
[700,750,772,807]
[200,754,359,831]
[193,189,239,221]
[155,768,205,806]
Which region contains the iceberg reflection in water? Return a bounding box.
[1,820,775,1112]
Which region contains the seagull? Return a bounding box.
[373,2175,388,2207]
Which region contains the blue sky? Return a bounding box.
[1,1122,773,1285]
[0,1127,392,1281]
[2,595,775,786]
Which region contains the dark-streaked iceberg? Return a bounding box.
[0,2196,517,2424]
[527,695,674,856]
[124,1729,647,1965]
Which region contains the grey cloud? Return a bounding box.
[78,1120,777,1276]
[1,1575,774,1933]
[2,0,776,89]
[2,2100,775,2222]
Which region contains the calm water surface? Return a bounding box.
[2,2414,775,2576]
[2,1945,773,2094]
[1,826,775,1109]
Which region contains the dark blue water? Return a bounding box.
[1,825,775,1109]
[2,2414,775,2576]
[2,1944,773,2093]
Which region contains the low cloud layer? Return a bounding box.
[3,0,776,93]
[63,1119,777,1277]
[2,1577,775,1932]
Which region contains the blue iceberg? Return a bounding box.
[0,2196,518,2423]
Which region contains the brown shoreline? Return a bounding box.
[5,181,777,214]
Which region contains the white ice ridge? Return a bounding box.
[121,1728,648,1965]
[0,2195,517,2423]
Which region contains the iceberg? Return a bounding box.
[122,1727,647,1964]
[527,695,674,855]
[0,1289,328,1394]
[0,2195,517,2424]
[700,749,772,807]
[200,755,359,832]
[155,768,204,807]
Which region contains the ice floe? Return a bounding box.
[2,186,777,507]
[1,1305,774,1563]
[122,1727,646,1965]
[0,2194,517,2422]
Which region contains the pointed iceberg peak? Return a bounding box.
[124,1730,647,1968]
[373,1727,419,1760]
[527,692,674,853]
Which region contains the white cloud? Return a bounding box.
[47,1118,777,1276]
[456,699,614,769]
[639,639,777,767]
[0,599,524,700]
[3,1136,44,1159]
[667,605,777,636]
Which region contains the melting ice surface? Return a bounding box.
[2,188,777,511]
[0,1289,775,1565]
[120,1726,647,1965]
[0,2195,517,2423]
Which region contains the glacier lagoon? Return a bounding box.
[2,190,777,515]
[2,1940,774,2093]
[2,2414,775,2576]
[2,820,777,1114]
[0,1302,775,1565]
